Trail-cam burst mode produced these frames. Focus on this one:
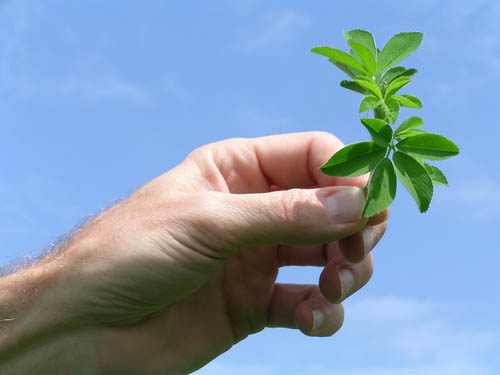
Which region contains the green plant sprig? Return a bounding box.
[311,30,459,217]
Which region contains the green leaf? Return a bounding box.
[311,47,369,74]
[374,107,387,121]
[331,60,364,79]
[360,118,393,147]
[379,66,406,84]
[348,40,377,75]
[396,133,460,160]
[340,80,369,94]
[424,163,449,186]
[362,158,397,217]
[354,76,383,99]
[385,76,411,98]
[397,129,428,138]
[343,30,377,59]
[393,94,422,109]
[394,116,423,136]
[376,32,423,74]
[349,48,363,63]
[402,68,418,77]
[379,67,418,86]
[359,96,381,113]
[393,151,433,212]
[320,141,386,177]
[383,96,400,124]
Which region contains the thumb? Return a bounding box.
[186,186,367,255]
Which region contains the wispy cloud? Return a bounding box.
[200,360,493,375]
[57,75,151,103]
[197,296,497,374]
[161,75,189,100]
[232,106,291,135]
[0,175,87,241]
[223,0,264,16]
[321,361,493,375]
[195,363,278,375]
[448,178,500,219]
[343,296,497,372]
[240,9,310,54]
[0,1,173,104]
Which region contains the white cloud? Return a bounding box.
[57,74,151,103]
[348,295,434,322]
[241,9,310,54]
[223,0,264,16]
[321,361,493,375]
[0,174,102,249]
[198,361,494,375]
[196,296,498,374]
[0,1,155,104]
[194,363,278,375]
[161,75,189,100]
[451,178,500,219]
[233,106,291,134]
[343,296,497,372]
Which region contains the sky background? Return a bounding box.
[1,1,499,373]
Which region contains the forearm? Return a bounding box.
[0,254,99,373]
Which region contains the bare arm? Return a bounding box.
[0,251,99,373]
[0,132,388,374]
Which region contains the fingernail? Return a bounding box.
[361,228,374,257]
[338,269,355,300]
[312,309,324,330]
[325,187,365,223]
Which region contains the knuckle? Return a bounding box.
[185,144,212,163]
[187,138,248,160]
[310,131,344,149]
[276,189,316,230]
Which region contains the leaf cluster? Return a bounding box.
[312,30,459,217]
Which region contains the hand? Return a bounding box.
[0,132,388,374]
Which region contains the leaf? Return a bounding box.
[331,60,364,79]
[396,133,460,160]
[354,76,383,99]
[359,96,381,113]
[402,68,418,77]
[385,76,411,98]
[397,129,428,137]
[376,32,423,74]
[379,67,418,87]
[424,163,449,186]
[383,96,400,124]
[362,158,397,217]
[311,47,369,74]
[393,151,433,212]
[343,30,377,59]
[348,40,377,75]
[320,141,386,177]
[394,116,423,136]
[340,80,369,94]
[393,94,422,109]
[374,107,387,121]
[349,48,363,63]
[360,118,393,147]
[379,66,406,85]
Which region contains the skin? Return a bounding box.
[0,132,388,374]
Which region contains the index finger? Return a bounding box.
[246,131,368,190]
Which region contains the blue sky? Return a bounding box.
[1,0,499,373]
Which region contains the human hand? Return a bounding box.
[1,132,388,374]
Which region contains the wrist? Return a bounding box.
[0,254,99,372]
